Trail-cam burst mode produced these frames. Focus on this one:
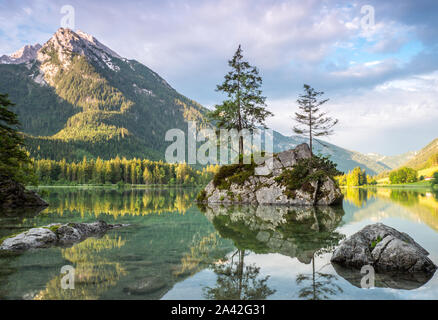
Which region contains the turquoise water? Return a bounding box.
[0,187,437,300]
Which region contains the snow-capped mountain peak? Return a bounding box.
[0,28,123,70]
[30,28,125,84]
[76,30,121,59]
[37,28,122,63]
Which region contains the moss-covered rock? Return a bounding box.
[0,221,128,251]
[198,143,343,206]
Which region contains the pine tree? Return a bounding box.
[208,45,273,159]
[143,167,152,184]
[104,161,113,183]
[0,93,36,184]
[293,84,338,156]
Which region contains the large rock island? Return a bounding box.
[198,143,343,206]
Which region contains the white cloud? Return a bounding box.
[266,71,438,154]
[330,58,398,78]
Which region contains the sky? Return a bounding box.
[0,0,437,155]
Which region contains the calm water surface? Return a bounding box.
[1,187,438,300]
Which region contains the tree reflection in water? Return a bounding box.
[199,204,346,300]
[204,249,275,300]
[295,207,345,300]
[296,252,343,300]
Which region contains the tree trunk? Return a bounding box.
[309,131,313,157]
[312,179,320,206]
[237,64,243,162]
[239,136,243,162]
[309,104,313,157]
[238,249,245,299]
[312,253,316,300]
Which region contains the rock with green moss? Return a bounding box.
[331,223,437,273]
[0,221,128,251]
[199,143,343,206]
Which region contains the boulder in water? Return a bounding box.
[331,223,437,273]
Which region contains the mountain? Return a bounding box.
[401,138,438,169]
[0,44,42,64]
[0,28,404,175]
[272,131,395,175]
[363,151,416,170]
[0,28,207,160]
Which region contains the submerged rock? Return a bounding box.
[0,177,48,209]
[123,276,167,296]
[0,221,127,251]
[199,143,343,206]
[331,223,437,274]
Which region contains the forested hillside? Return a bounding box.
[0,28,208,161]
[402,138,438,169]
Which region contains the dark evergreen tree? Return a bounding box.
[293,84,338,156]
[0,93,35,184]
[208,45,273,159]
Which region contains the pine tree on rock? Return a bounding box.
[208,45,273,161]
[293,84,338,156]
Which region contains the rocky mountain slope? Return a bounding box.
[0,44,41,64]
[0,28,207,160]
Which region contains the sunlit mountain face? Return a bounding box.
[0,28,208,161]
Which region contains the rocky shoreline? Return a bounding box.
[0,177,48,209]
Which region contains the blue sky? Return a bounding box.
[1,0,437,155]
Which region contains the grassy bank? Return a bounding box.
[376,180,432,188]
[341,180,433,189]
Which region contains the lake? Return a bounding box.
[0,187,438,300]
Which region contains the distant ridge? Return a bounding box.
[271,131,414,175]
[401,138,438,169]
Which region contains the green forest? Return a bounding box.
[33,157,219,186]
[336,167,377,187]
